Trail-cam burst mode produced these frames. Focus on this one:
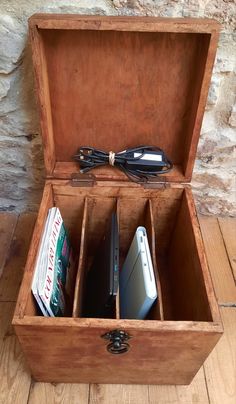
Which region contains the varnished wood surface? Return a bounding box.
[29,16,219,183]
[53,162,186,183]
[0,213,235,402]
[12,184,222,385]
[29,14,220,33]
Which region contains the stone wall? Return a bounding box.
[0,0,235,215]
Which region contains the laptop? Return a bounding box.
[120,226,157,319]
[83,212,119,318]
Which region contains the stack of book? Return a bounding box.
[32,207,75,316]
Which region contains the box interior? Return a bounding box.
[24,184,213,323]
[22,16,219,326]
[36,27,211,182]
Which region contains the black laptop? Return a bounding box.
[83,212,119,318]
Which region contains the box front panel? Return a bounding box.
[15,323,221,384]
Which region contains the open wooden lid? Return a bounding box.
[29,14,220,183]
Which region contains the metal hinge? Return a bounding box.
[143,181,168,189]
[70,173,96,187]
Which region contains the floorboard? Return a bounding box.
[0,302,15,352]
[0,213,18,278]
[218,217,236,283]
[148,368,209,404]
[28,382,89,404]
[89,384,149,404]
[0,214,36,404]
[199,216,236,304]
[0,302,31,404]
[0,334,31,404]
[204,307,236,404]
[0,213,37,302]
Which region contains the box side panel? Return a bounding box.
[30,27,56,175]
[14,323,221,385]
[165,189,218,321]
[183,30,219,177]
[13,183,54,318]
[184,188,222,323]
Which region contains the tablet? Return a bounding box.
[83,212,119,318]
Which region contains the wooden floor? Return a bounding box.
[0,213,235,404]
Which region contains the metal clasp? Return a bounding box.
[101,329,131,355]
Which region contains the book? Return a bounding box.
[32,207,75,317]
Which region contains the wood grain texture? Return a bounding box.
[0,334,31,404]
[28,382,89,404]
[166,192,213,321]
[0,302,31,403]
[53,193,85,251]
[13,182,188,322]
[0,302,15,351]
[146,199,163,320]
[218,217,236,283]
[14,183,53,318]
[29,14,220,33]
[1,213,232,399]
[73,197,88,317]
[13,315,222,333]
[0,213,37,302]
[12,182,222,385]
[12,15,221,387]
[151,191,182,255]
[53,162,186,183]
[148,367,209,404]
[13,319,221,385]
[0,213,18,278]
[43,28,199,164]
[204,307,236,404]
[199,216,236,304]
[183,30,219,178]
[30,26,56,175]
[52,181,185,198]
[89,384,149,404]
[28,16,219,182]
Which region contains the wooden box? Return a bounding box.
[13,14,223,385]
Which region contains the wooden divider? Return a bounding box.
[73,195,164,321]
[147,199,164,321]
[116,198,121,320]
[72,197,88,317]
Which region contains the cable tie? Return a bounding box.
[109,151,115,166]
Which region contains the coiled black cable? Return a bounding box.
[74,145,173,183]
